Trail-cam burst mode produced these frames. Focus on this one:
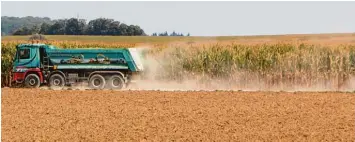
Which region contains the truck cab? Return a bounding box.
[12,43,144,90]
[13,44,45,87]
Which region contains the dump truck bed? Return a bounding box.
[46,47,143,72]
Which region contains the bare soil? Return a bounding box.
[2,88,355,141]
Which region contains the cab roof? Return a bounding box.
[17,44,57,49]
[18,43,46,47]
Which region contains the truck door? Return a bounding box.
[16,47,39,68]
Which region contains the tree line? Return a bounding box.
[151,31,190,36]
[2,16,191,36]
[1,16,53,35]
[12,18,146,36]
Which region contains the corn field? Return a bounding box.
[143,42,355,91]
[2,40,355,91]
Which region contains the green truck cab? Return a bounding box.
[12,43,144,89]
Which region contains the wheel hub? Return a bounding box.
[29,78,36,85]
[93,79,101,87]
[53,79,61,86]
[112,78,121,87]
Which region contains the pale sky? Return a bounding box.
[2,1,355,36]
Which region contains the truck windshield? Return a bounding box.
[19,49,30,59]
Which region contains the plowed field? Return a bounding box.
[2,88,355,141]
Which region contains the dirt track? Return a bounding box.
[2,88,355,141]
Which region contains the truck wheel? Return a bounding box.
[24,74,40,88]
[49,74,65,89]
[89,74,106,89]
[107,75,125,90]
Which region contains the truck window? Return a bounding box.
[19,49,30,59]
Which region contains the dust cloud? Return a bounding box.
[39,44,355,92]
[124,45,355,92]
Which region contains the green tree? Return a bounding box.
[39,23,51,34]
[170,31,177,36]
[13,27,32,35]
[87,18,114,35]
[30,24,40,34]
[65,18,86,35]
[108,21,120,35]
[118,23,128,35]
[47,19,67,35]
[132,25,145,36]
[159,31,169,36]
[127,25,136,36]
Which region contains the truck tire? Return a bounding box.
[49,74,65,89]
[24,74,40,88]
[107,75,125,90]
[89,74,106,90]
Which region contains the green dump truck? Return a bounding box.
[12,43,144,90]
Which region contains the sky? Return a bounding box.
[2,1,355,36]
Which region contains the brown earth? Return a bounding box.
[2,88,355,141]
